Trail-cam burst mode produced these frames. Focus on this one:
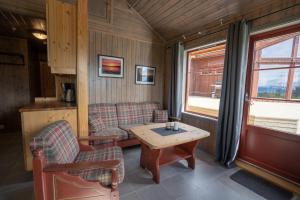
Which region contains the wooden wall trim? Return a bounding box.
[236,159,300,196]
[76,0,89,137]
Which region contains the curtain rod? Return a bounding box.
[182,3,300,44]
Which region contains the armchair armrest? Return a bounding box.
[44,160,121,189]
[43,160,121,172]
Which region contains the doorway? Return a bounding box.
[240,24,300,184]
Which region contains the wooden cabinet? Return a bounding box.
[20,106,77,171]
[47,0,77,74]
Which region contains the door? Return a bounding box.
[240,24,300,184]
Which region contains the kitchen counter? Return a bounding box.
[19,101,77,112]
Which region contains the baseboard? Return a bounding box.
[235,159,300,196]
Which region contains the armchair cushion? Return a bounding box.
[153,110,169,123]
[30,120,79,164]
[72,146,124,186]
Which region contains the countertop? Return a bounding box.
[19,101,77,112]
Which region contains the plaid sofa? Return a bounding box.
[88,102,163,144]
[30,120,124,186]
[89,104,128,144]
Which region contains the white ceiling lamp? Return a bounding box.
[32,31,47,40]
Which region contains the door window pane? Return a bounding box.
[261,38,293,58]
[292,68,300,99]
[257,69,289,98]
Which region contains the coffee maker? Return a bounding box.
[61,83,76,103]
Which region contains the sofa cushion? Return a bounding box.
[119,124,144,139]
[88,114,106,132]
[30,120,79,164]
[141,102,161,123]
[116,103,144,125]
[89,103,118,128]
[72,146,124,186]
[154,110,169,123]
[90,128,128,144]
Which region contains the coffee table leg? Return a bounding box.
[178,140,199,169]
[140,143,161,183]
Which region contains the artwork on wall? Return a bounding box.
[98,55,124,78]
[135,65,156,85]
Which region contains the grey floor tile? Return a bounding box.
[176,187,209,200]
[121,192,141,200]
[119,176,136,197]
[181,161,228,187]
[161,174,200,199]
[126,168,156,191]
[292,195,300,200]
[198,179,255,200]
[136,184,173,200]
[124,157,140,174]
[0,182,33,200]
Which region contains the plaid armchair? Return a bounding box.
[30,120,124,200]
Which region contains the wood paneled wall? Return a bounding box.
[182,113,218,155]
[88,0,165,105]
[0,36,30,132]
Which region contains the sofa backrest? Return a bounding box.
[116,102,144,125]
[88,103,119,128]
[30,120,79,164]
[141,102,161,123]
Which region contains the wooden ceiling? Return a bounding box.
[0,8,46,39]
[127,0,300,41]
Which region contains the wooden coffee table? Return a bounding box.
[130,122,210,183]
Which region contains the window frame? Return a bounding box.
[184,42,226,118]
[251,27,300,102]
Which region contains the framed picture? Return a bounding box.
[135,65,156,85]
[98,55,124,78]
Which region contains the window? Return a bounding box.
[185,44,225,117]
[251,33,300,100]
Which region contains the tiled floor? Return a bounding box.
[120,146,266,200]
[0,133,299,200]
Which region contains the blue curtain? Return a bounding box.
[216,20,250,167]
[168,42,184,119]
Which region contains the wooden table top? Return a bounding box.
[130,122,210,149]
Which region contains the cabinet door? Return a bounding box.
[47,0,76,74]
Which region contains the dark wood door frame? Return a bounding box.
[239,23,300,184]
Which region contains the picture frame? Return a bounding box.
[98,55,124,78]
[135,65,156,85]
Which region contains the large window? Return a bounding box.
[185,44,225,117]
